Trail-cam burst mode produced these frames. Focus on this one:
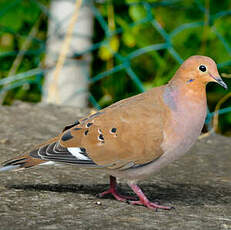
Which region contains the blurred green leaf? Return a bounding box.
[0,1,40,31]
[98,36,120,60]
[129,5,146,22]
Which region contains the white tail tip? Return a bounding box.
[0,165,20,172]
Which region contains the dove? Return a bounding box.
[0,55,227,210]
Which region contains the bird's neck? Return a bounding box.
[162,75,208,159]
[168,76,206,105]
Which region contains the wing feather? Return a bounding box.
[30,141,96,166]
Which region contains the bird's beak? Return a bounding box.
[215,77,228,90]
[209,73,228,90]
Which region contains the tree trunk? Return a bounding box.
[43,0,93,107]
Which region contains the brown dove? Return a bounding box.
[0,55,227,210]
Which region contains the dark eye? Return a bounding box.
[199,65,207,72]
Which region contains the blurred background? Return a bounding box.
[0,0,231,134]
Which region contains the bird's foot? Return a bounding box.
[129,199,174,211]
[128,183,174,211]
[100,176,174,210]
[98,176,137,202]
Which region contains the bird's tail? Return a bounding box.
[0,137,59,172]
[0,154,46,172]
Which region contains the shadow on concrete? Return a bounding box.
[6,182,231,206]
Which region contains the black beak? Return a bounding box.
[214,77,228,90]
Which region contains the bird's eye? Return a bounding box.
[199,65,207,72]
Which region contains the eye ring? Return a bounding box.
[199,65,207,72]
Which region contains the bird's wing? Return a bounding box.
[28,87,168,170]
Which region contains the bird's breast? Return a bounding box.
[161,89,207,158]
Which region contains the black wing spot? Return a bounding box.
[80,147,86,153]
[110,128,117,133]
[86,122,93,127]
[79,147,88,157]
[62,120,80,132]
[61,131,73,141]
[84,130,89,136]
[98,134,104,141]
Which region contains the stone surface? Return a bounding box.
[0,102,231,230]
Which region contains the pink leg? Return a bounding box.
[128,183,174,211]
[98,176,137,202]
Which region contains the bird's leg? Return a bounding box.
[128,183,174,211]
[98,176,137,202]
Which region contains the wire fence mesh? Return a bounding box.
[0,0,231,133]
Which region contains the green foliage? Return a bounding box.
[0,0,40,31]
[0,0,47,104]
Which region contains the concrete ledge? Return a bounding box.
[0,102,231,230]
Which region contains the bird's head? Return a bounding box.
[174,55,228,90]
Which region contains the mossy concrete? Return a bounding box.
[0,102,231,230]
